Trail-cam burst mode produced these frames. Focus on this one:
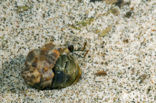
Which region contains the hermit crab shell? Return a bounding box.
[22,43,81,89]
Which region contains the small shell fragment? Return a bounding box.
[95,70,107,76]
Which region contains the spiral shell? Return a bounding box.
[22,43,81,89]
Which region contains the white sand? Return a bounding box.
[0,0,156,102]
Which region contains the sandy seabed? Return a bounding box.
[0,0,156,103]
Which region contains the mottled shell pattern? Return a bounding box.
[22,43,81,89]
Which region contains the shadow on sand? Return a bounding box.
[0,55,28,94]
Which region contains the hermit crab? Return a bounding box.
[22,42,83,89]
